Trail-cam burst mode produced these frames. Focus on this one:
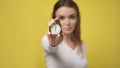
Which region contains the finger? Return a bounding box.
[47,30,56,43]
[48,22,51,26]
[55,36,62,46]
[51,36,56,46]
[47,31,52,39]
[47,32,54,45]
[55,18,59,20]
[56,34,62,41]
[57,34,61,38]
[50,19,55,25]
[55,18,60,25]
[57,34,63,38]
[48,19,55,26]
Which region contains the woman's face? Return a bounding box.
[55,6,77,35]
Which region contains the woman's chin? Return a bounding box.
[63,31,73,35]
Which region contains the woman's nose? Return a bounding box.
[65,18,70,25]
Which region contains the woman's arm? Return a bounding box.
[41,35,58,53]
[81,42,87,58]
[41,18,62,53]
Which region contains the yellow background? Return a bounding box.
[0,0,120,68]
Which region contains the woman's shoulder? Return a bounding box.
[81,41,86,48]
[41,34,47,40]
[41,34,48,44]
[81,41,87,52]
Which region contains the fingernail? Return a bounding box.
[51,20,54,24]
[57,34,60,37]
[48,22,51,26]
[47,31,50,35]
[55,18,58,20]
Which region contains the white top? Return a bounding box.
[41,35,88,68]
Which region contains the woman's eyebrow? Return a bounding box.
[69,12,77,16]
[57,14,76,17]
[57,15,64,17]
[56,13,77,17]
[56,15,64,19]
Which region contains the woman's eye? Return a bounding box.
[59,16,64,20]
[70,15,76,19]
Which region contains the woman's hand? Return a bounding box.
[47,18,63,47]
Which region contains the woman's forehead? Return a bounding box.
[55,6,77,16]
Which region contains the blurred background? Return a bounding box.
[0,0,120,68]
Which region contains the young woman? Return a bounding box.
[41,0,88,68]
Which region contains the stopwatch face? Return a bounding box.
[49,23,61,35]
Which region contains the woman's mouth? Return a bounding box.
[64,27,72,31]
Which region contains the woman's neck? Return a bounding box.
[62,33,77,49]
[63,33,72,42]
